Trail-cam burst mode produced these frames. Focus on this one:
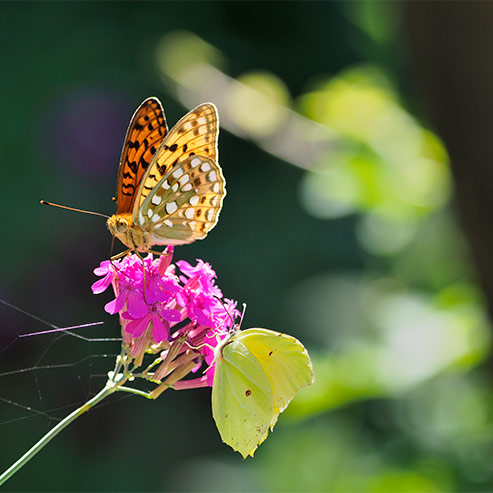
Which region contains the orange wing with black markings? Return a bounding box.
[115,97,168,214]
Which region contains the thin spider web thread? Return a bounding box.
[0,298,125,428]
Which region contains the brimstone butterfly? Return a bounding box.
[211,327,314,458]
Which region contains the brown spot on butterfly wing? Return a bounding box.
[133,103,218,212]
[137,154,226,246]
[115,97,168,215]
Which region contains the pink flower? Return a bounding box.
[92,248,239,388]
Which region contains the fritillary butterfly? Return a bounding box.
[107,97,226,252]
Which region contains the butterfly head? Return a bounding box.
[107,213,146,251]
[107,214,129,235]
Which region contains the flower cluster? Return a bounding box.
[92,247,239,389]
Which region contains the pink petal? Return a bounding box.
[93,261,112,276]
[146,281,169,304]
[160,308,181,322]
[191,304,213,327]
[157,277,180,293]
[120,311,136,320]
[175,291,188,308]
[151,314,169,342]
[126,316,151,337]
[177,259,216,280]
[176,260,194,276]
[104,290,126,315]
[127,291,148,319]
[91,271,114,294]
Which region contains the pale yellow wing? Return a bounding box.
[133,103,219,213]
[239,328,314,413]
[212,338,274,459]
[137,154,226,245]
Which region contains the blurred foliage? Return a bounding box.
[1,2,493,492]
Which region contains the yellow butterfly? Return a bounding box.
[212,327,314,458]
[107,97,226,253]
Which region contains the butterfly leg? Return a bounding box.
[132,250,150,304]
[111,249,132,261]
[108,248,133,283]
[146,249,169,257]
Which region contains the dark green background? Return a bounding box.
[1,2,493,492]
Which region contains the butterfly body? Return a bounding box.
[108,97,225,252]
[212,327,314,458]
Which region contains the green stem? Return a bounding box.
[0,383,116,486]
[117,386,155,399]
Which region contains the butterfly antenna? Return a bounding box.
[40,200,110,219]
[215,296,235,328]
[214,296,246,332]
[238,303,247,329]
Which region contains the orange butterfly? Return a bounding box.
[107,97,226,253]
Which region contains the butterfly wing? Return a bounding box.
[137,154,226,245]
[133,103,225,245]
[133,103,219,212]
[212,338,274,459]
[211,328,314,458]
[239,328,314,414]
[115,97,168,215]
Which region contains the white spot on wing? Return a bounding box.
[172,183,179,192]
[166,201,178,214]
[211,196,218,206]
[162,180,170,190]
[173,168,184,178]
[212,183,220,193]
[200,161,211,172]
[189,196,199,206]
[208,170,217,182]
[182,183,192,192]
[139,210,145,226]
[152,213,160,223]
[148,209,154,219]
[191,157,201,168]
[164,219,173,228]
[206,209,214,221]
[179,174,190,185]
[185,208,194,219]
[151,195,162,206]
